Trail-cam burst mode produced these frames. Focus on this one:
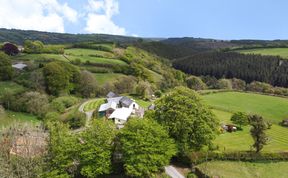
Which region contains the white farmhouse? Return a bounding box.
[98,92,144,126]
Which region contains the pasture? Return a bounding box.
[237,48,288,59]
[65,48,115,58]
[94,73,126,85]
[203,91,288,123]
[197,161,288,178]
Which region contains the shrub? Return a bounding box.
[186,76,207,90]
[0,52,13,80]
[217,79,232,89]
[64,111,86,129]
[231,78,246,90]
[247,81,273,93]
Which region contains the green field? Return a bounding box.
[94,73,126,85]
[0,111,39,129]
[14,53,69,62]
[237,48,288,59]
[210,97,288,152]
[0,82,25,96]
[197,161,288,178]
[203,92,288,123]
[83,99,105,112]
[65,48,115,58]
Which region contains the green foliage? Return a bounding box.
[0,52,13,80]
[24,40,44,53]
[217,79,232,89]
[64,111,86,129]
[79,120,116,177]
[43,61,80,95]
[45,120,116,178]
[230,112,249,129]
[135,81,153,100]
[77,70,98,98]
[249,115,268,153]
[247,81,273,93]
[231,78,246,90]
[51,96,79,113]
[154,87,219,154]
[186,75,207,90]
[119,119,177,177]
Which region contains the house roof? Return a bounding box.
[108,108,132,121]
[107,96,123,104]
[107,92,119,98]
[99,101,117,112]
[120,96,133,107]
[12,63,27,70]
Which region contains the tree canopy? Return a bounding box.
[154,87,219,154]
[0,52,13,80]
[119,119,176,177]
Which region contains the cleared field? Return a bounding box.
[94,73,126,85]
[65,48,115,58]
[0,111,39,129]
[83,99,105,112]
[203,92,288,123]
[212,109,288,152]
[0,81,26,96]
[197,161,288,178]
[237,48,288,59]
[13,53,68,62]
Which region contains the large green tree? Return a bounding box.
[186,76,207,90]
[249,115,268,153]
[230,112,249,129]
[77,70,98,98]
[0,52,13,80]
[119,119,177,177]
[154,87,219,154]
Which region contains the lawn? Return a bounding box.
[94,73,126,85]
[197,161,288,178]
[212,109,288,152]
[83,98,105,112]
[237,48,288,59]
[203,91,288,123]
[0,81,26,96]
[0,111,39,129]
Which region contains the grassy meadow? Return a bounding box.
[0,81,26,96]
[197,161,288,178]
[237,48,288,59]
[204,92,288,152]
[0,111,39,129]
[203,91,288,123]
[94,73,126,85]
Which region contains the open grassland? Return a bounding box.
[94,73,126,85]
[197,161,288,178]
[0,111,39,129]
[65,48,115,58]
[83,99,105,112]
[203,92,288,123]
[13,53,68,62]
[0,81,26,96]
[212,109,288,152]
[237,48,288,59]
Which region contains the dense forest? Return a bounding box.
[173,52,288,87]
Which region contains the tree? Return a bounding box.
[22,91,49,117]
[135,81,153,100]
[119,119,177,177]
[231,78,246,90]
[77,70,98,98]
[24,40,44,53]
[43,62,70,95]
[186,76,207,90]
[2,42,19,56]
[230,112,249,129]
[114,76,137,94]
[217,79,232,89]
[79,120,116,178]
[0,52,13,80]
[249,115,268,153]
[154,87,219,154]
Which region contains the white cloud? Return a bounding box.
[0,0,78,33]
[84,0,126,35]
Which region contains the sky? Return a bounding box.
[0,0,288,40]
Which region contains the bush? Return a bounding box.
[186,76,207,90]
[231,78,246,90]
[247,81,273,93]
[217,79,232,89]
[0,52,13,80]
[64,111,86,129]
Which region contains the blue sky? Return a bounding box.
[1,0,288,39]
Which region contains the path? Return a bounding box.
[78,100,95,127]
[165,165,185,178]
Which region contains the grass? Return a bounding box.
[94,73,126,85]
[203,91,288,123]
[132,98,152,108]
[197,161,288,178]
[0,111,39,129]
[65,48,115,58]
[83,99,105,112]
[237,48,288,59]
[212,109,288,152]
[13,53,68,62]
[0,81,26,96]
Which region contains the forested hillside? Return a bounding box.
[173,52,288,87]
